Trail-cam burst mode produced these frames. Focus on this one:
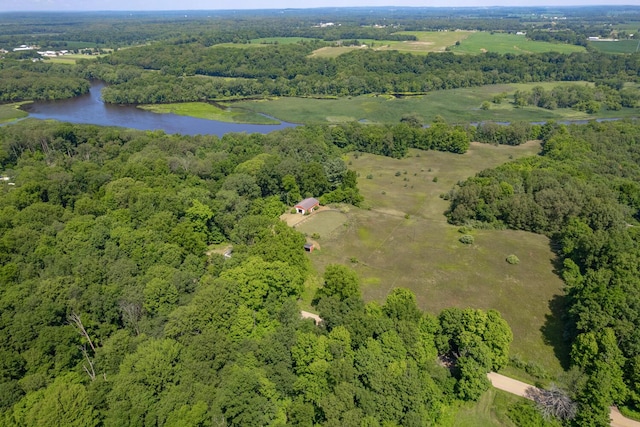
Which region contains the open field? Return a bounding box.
[138,102,279,124]
[309,31,471,57]
[250,37,317,45]
[294,210,348,239]
[46,54,102,64]
[589,40,640,54]
[304,143,567,377]
[0,102,29,123]
[447,388,522,427]
[230,81,639,125]
[451,32,586,55]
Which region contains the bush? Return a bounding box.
[432,177,438,183]
[366,174,373,179]
[395,171,402,177]
[311,233,320,240]
[459,234,474,245]
[458,226,473,234]
[506,254,520,265]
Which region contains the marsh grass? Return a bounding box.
[308,143,566,377]
[0,102,29,123]
[231,82,638,125]
[138,102,279,124]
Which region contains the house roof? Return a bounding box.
[295,197,319,210]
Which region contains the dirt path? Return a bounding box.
[487,372,535,398]
[300,310,322,324]
[487,372,640,427]
[611,408,640,427]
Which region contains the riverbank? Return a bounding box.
[137,102,282,125]
[0,102,29,124]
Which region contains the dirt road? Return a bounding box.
[300,310,322,324]
[487,372,640,427]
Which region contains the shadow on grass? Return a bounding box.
[540,293,572,371]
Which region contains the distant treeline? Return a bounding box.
[85,46,640,103]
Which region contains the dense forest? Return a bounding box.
[446,119,640,425]
[0,120,518,426]
[2,6,640,426]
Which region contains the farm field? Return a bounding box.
[451,32,586,55]
[230,81,639,125]
[300,143,567,377]
[250,37,317,45]
[0,102,28,123]
[46,54,102,64]
[138,102,279,124]
[589,39,640,54]
[309,31,472,57]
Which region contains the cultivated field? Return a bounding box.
[230,81,639,125]
[309,31,471,57]
[589,39,640,54]
[302,143,567,377]
[451,32,586,55]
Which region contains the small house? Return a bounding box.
[304,243,314,252]
[295,197,320,215]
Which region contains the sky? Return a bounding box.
[1,0,636,12]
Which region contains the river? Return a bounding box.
[20,82,297,137]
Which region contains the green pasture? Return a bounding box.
[137,102,279,124]
[309,143,567,377]
[451,32,586,55]
[0,102,28,123]
[589,39,640,54]
[394,30,472,52]
[230,81,638,125]
[250,37,317,45]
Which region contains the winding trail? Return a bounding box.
[487,372,640,427]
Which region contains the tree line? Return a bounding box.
[91,46,640,102]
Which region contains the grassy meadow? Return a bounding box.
[138,102,280,124]
[451,32,586,55]
[298,143,567,377]
[309,31,471,57]
[447,388,524,427]
[0,102,29,123]
[230,82,639,125]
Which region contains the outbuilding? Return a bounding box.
[304,243,314,252]
[295,197,320,215]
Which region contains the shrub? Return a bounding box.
[432,177,438,183]
[458,226,473,234]
[459,235,474,245]
[311,233,320,240]
[366,174,373,179]
[506,254,520,264]
[395,171,401,177]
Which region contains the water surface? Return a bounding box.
[22,82,297,137]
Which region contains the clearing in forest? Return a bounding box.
[307,143,567,378]
[309,31,471,57]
